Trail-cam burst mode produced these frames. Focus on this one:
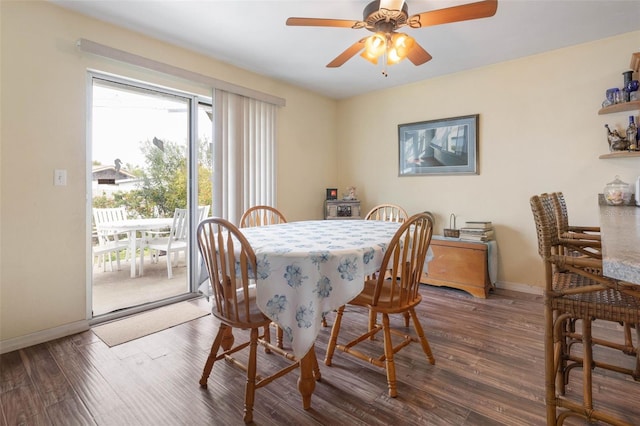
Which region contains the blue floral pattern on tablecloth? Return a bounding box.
[241,219,401,359]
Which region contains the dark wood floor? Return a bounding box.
[1,286,639,425]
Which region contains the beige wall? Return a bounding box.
[1,1,638,351]
[0,1,337,348]
[335,31,640,290]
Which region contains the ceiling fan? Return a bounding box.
[286,0,498,71]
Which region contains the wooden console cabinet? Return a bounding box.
[421,237,493,298]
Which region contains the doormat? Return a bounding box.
[92,302,210,347]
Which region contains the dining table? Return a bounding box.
[598,195,640,286]
[238,219,405,409]
[98,217,174,278]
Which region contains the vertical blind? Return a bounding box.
[212,89,276,225]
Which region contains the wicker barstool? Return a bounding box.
[550,192,602,260]
[530,193,640,426]
[549,192,638,393]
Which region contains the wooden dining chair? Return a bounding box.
[196,217,319,423]
[365,203,411,333]
[364,203,409,223]
[325,212,435,398]
[239,205,287,228]
[530,193,640,426]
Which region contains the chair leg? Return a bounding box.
[403,311,410,327]
[263,324,272,353]
[277,325,284,349]
[368,310,377,340]
[200,324,226,388]
[409,308,435,364]
[166,252,173,279]
[381,313,398,398]
[139,245,145,275]
[581,318,594,412]
[243,328,259,424]
[634,325,640,380]
[545,300,558,425]
[325,306,345,366]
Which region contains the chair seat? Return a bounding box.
[93,239,129,255]
[553,272,640,324]
[218,284,266,325]
[146,237,186,249]
[351,279,422,312]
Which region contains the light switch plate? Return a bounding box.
[54,169,67,186]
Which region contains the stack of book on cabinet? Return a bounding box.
[459,221,494,242]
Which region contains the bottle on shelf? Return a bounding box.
[626,116,637,150]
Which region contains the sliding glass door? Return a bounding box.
[89,74,211,318]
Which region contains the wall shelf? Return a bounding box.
[598,53,639,157]
[598,100,640,115]
[599,151,640,159]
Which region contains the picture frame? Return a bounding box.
[326,188,338,200]
[398,114,479,176]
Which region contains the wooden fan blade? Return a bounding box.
[406,41,432,66]
[409,0,497,28]
[326,38,367,68]
[286,17,363,29]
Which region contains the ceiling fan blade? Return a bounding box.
[408,0,497,28]
[286,17,363,29]
[406,41,432,66]
[326,38,367,68]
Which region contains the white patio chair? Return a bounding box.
[145,206,208,279]
[92,207,130,271]
[198,205,210,223]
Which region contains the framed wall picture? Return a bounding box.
[398,114,479,176]
[326,188,338,200]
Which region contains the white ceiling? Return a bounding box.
[51,0,640,99]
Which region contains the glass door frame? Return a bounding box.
[86,71,208,323]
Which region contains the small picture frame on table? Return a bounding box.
[326,188,338,200]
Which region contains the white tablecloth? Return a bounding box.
[240,220,402,358]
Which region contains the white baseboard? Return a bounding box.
[495,281,543,295]
[0,320,90,355]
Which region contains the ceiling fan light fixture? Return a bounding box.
[360,51,379,65]
[360,32,386,64]
[386,32,414,64]
[387,48,401,64]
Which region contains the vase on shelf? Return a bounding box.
[623,70,639,101]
